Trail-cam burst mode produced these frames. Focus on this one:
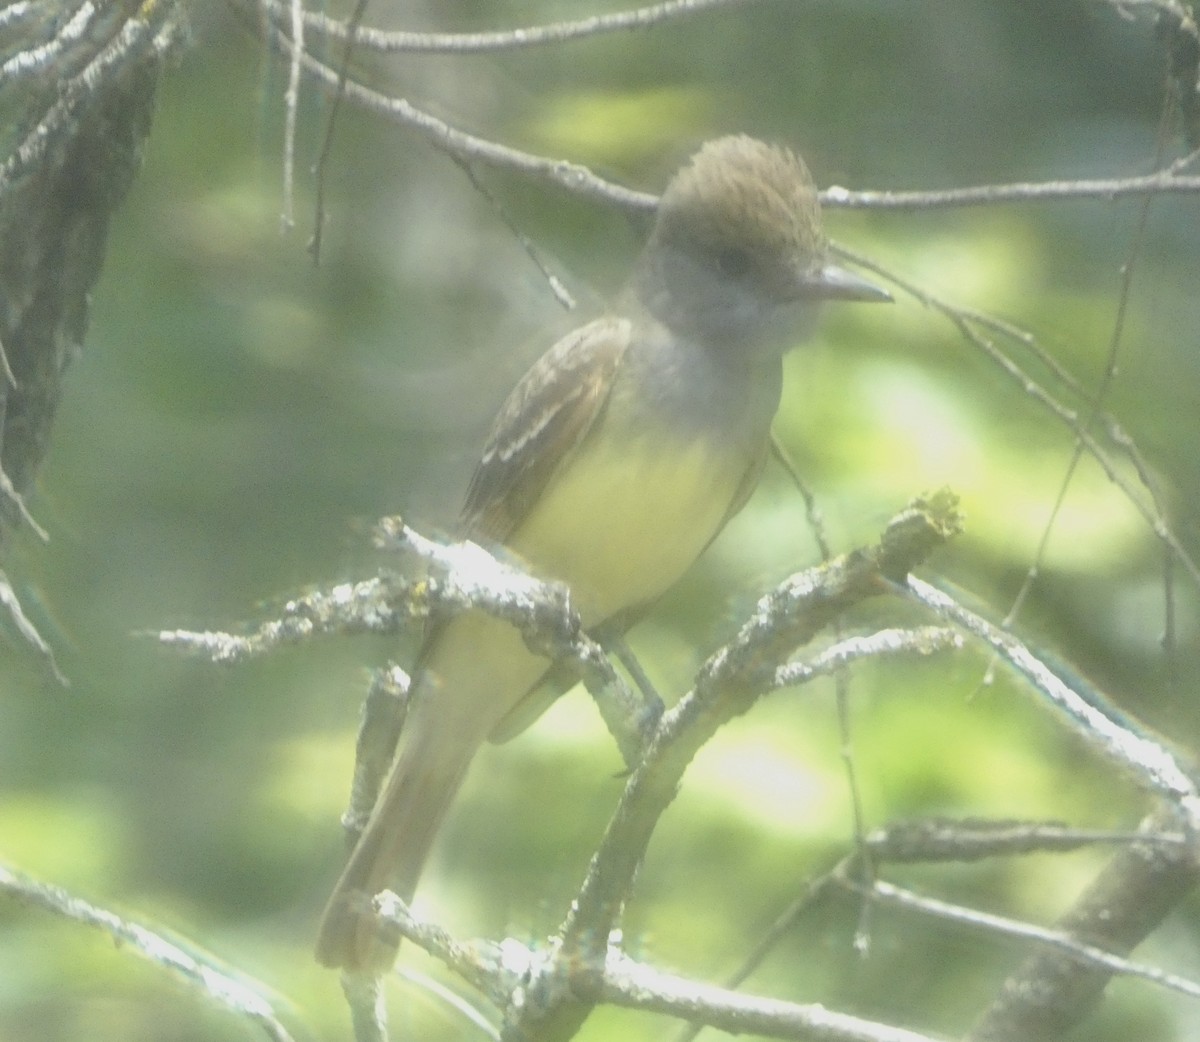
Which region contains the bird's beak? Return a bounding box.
[800,264,892,303]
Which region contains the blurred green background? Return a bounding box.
[3,1,1200,1039]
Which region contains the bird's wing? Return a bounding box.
[460,315,632,543]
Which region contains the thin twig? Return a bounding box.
[0,464,49,541]
[844,874,1200,1002]
[251,21,1200,216]
[765,436,875,951]
[254,18,655,212]
[279,0,304,231]
[156,573,412,661]
[905,577,1200,812]
[999,54,1176,641]
[863,818,1188,862]
[308,0,369,263]
[604,948,945,1042]
[0,331,17,387]
[0,567,65,683]
[159,517,651,769]
[767,434,833,561]
[252,0,755,54]
[449,152,577,311]
[821,169,1200,209]
[673,864,846,1042]
[0,863,296,1042]
[833,243,1200,590]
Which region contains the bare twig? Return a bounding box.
[0,567,65,682]
[450,153,577,311]
[371,892,517,1010]
[0,331,16,386]
[768,433,834,561]
[395,968,501,1041]
[252,23,1200,214]
[253,0,755,54]
[997,56,1178,644]
[833,243,1200,591]
[159,516,651,769]
[965,807,1200,1042]
[673,866,845,1042]
[156,573,414,661]
[342,972,388,1042]
[0,863,296,1042]
[253,22,656,213]
[0,464,48,542]
[905,577,1200,812]
[821,169,1200,209]
[603,949,945,1042]
[843,873,1200,1001]
[279,0,304,231]
[863,818,1188,863]
[770,626,962,691]
[309,0,369,263]
[767,435,877,951]
[371,892,948,1042]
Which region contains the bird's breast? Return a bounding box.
[506,428,755,625]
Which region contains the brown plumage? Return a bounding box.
[314,136,889,972]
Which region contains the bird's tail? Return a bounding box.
[315,612,548,971]
[314,713,477,971]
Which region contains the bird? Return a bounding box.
[315,134,891,971]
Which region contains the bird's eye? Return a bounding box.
[715,246,753,278]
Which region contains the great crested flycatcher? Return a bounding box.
[316,135,890,971]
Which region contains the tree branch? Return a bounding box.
[255,20,1200,220]
[967,807,1200,1042]
[905,578,1200,810]
[601,949,944,1042]
[252,0,756,54]
[0,862,295,1042]
[0,1,185,672]
[512,493,963,1040]
[371,894,948,1042]
[159,515,653,770]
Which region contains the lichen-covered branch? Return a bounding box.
[159,516,653,770]
[0,2,186,668]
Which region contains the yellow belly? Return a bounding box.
[422,430,752,745]
[508,432,746,625]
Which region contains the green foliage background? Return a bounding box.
[2,2,1200,1040]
